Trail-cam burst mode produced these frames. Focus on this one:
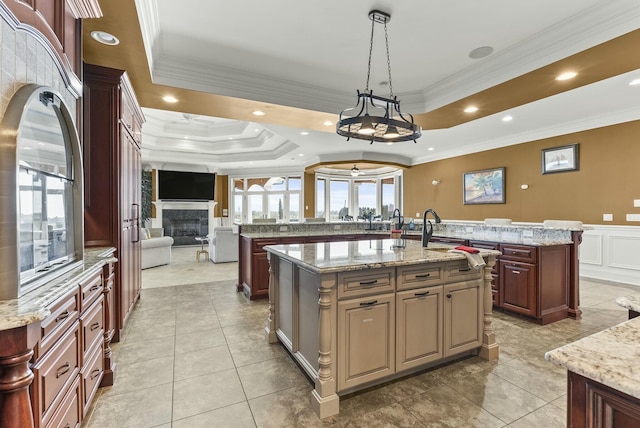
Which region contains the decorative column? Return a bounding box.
[265,252,278,343]
[479,255,499,361]
[101,257,118,387]
[311,274,339,419]
[568,230,583,320]
[0,324,39,428]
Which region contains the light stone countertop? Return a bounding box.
[264,239,500,274]
[545,317,640,399]
[0,247,116,332]
[616,295,640,312]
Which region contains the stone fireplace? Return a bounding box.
[153,200,217,246]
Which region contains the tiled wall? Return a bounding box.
[0,12,78,120]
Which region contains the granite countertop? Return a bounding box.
[616,295,640,312]
[264,239,500,274]
[545,317,640,399]
[0,247,116,332]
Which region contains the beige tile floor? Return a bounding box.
[83,247,636,427]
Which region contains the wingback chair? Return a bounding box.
[208,226,239,263]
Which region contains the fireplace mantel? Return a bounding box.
[152,200,217,235]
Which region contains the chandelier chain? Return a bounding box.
[384,21,393,98]
[365,16,375,92]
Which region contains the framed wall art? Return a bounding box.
[542,143,579,174]
[463,167,505,205]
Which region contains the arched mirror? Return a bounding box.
[0,85,83,299]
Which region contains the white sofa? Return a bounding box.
[208,226,239,263]
[141,228,174,269]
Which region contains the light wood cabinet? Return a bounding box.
[444,280,482,357]
[396,286,443,372]
[338,293,395,391]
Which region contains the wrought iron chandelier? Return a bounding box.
[337,10,421,144]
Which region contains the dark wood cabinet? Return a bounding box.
[83,63,144,337]
[500,260,537,317]
[568,371,640,428]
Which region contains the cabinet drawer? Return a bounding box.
[81,343,104,416]
[80,271,103,311]
[397,264,443,291]
[33,322,80,424]
[80,295,104,357]
[500,244,536,263]
[444,261,482,283]
[252,239,280,252]
[39,290,80,359]
[337,268,395,300]
[44,375,80,428]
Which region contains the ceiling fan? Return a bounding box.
[351,165,364,177]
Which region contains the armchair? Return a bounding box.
[208,226,239,263]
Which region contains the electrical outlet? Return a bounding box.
[334,225,341,230]
[603,213,613,222]
[465,227,473,233]
[627,214,640,222]
[522,230,533,238]
[279,226,288,232]
[416,212,420,218]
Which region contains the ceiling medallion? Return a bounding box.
[337,10,421,144]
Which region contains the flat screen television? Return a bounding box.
[158,170,215,200]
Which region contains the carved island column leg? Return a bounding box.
[101,261,116,387]
[0,326,37,428]
[265,252,278,343]
[479,255,499,360]
[311,275,339,419]
[568,231,583,320]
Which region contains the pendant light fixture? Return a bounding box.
[337,10,421,144]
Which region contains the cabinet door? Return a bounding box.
[338,293,395,391]
[444,281,482,357]
[253,252,271,297]
[396,287,443,372]
[500,260,537,317]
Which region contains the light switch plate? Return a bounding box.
[279,226,288,232]
[334,225,341,230]
[416,212,420,218]
[603,213,613,221]
[465,227,473,233]
[522,230,533,238]
[634,199,640,208]
[627,214,640,222]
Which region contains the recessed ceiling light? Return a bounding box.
[464,106,478,113]
[556,71,577,81]
[298,153,304,157]
[468,46,494,59]
[323,121,334,126]
[427,147,435,151]
[300,131,309,136]
[502,115,513,122]
[629,78,640,86]
[90,31,120,46]
[228,137,233,140]
[386,142,393,146]
[254,128,260,132]
[252,110,265,116]
[162,95,178,103]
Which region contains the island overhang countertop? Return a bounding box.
[263,239,501,274]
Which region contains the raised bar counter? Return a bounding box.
[264,239,500,418]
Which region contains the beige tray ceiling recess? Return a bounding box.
[82,0,640,173]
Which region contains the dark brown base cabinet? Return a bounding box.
[568,371,640,427]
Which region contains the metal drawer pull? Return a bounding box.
[64,424,71,428]
[415,273,431,278]
[90,322,101,331]
[90,368,101,380]
[359,300,378,307]
[512,270,521,274]
[359,279,378,286]
[56,362,70,378]
[89,284,100,292]
[446,294,452,299]
[458,268,471,272]
[414,291,430,297]
[55,310,70,322]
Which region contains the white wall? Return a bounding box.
[580,225,640,287]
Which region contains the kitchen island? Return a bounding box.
[264,239,500,418]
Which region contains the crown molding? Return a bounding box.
[422,0,640,112]
[411,106,640,166]
[134,0,160,73]
[316,151,412,166]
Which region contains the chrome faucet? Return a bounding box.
[421,209,442,247]
[391,208,404,232]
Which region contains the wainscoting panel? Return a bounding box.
[580,225,640,287]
